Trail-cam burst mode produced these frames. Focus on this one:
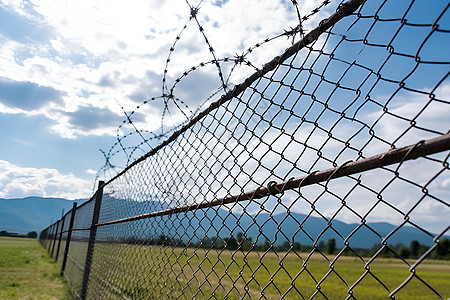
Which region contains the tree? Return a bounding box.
[241,237,253,252]
[293,242,301,251]
[317,241,326,252]
[400,247,410,259]
[236,232,244,243]
[326,238,336,254]
[258,239,270,252]
[410,240,420,257]
[213,238,225,250]
[278,241,290,252]
[200,237,213,249]
[302,244,313,252]
[435,238,450,259]
[224,236,238,250]
[0,230,8,236]
[27,231,37,238]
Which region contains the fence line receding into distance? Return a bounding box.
[40,0,450,298]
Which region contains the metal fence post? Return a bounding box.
[81,181,104,300]
[55,209,66,262]
[61,202,77,276]
[40,227,47,248]
[47,221,54,252]
[50,220,60,258]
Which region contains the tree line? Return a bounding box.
[0,230,38,238]
[120,232,449,260]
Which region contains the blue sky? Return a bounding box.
[0,0,314,199]
[0,0,449,236]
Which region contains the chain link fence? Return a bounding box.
[40,0,450,298]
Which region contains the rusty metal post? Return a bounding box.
[47,220,54,252]
[50,219,60,258]
[55,209,66,262]
[80,181,104,300]
[61,202,77,276]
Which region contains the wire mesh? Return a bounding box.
[63,199,96,298]
[40,0,450,298]
[56,211,71,264]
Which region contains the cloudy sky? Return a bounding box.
[0,0,449,236]
[0,0,330,200]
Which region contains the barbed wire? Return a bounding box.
[41,0,450,299]
[95,0,333,184]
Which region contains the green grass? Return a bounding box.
[3,238,447,299]
[83,243,450,299]
[0,237,71,299]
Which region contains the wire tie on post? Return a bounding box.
[394,140,425,173]
[326,160,353,186]
[266,181,279,195]
[281,177,295,194]
[298,170,319,194]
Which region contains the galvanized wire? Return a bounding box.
[40,0,450,298]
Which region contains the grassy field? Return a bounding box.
[0,237,70,299]
[5,238,447,299]
[80,242,450,299]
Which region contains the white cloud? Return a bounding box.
[3,0,447,234]
[28,0,183,57]
[0,0,326,140]
[367,83,450,149]
[86,169,97,175]
[0,160,92,199]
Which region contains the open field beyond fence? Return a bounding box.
[39,0,450,297]
[80,242,450,299]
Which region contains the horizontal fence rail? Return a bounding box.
[40,0,450,299]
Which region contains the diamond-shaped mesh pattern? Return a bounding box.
[62,199,95,298]
[55,211,72,264]
[39,0,450,298]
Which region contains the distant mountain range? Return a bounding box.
[1,196,444,249]
[163,207,441,249]
[0,197,77,234]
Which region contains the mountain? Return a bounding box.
[0,197,77,234]
[168,208,439,249]
[1,196,443,249]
